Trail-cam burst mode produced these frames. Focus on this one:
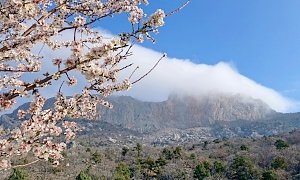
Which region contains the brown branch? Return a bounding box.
[132,53,166,84]
[129,66,139,79]
[166,0,191,17]
[12,159,39,168]
[0,69,38,73]
[117,63,134,72]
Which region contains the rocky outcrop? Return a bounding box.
[1,94,276,133]
[98,94,275,132]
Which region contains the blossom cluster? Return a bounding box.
[0,0,171,170]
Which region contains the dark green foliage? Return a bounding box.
[227,156,260,180]
[86,148,91,153]
[240,144,250,151]
[9,168,28,180]
[161,147,183,160]
[143,156,156,170]
[271,156,287,170]
[274,139,289,150]
[156,156,167,167]
[91,151,101,164]
[190,153,196,160]
[76,171,92,180]
[173,146,182,159]
[213,161,225,174]
[61,151,68,158]
[203,161,211,171]
[262,170,278,180]
[114,162,131,180]
[76,167,92,180]
[194,162,211,180]
[135,143,142,158]
[162,148,173,160]
[122,147,129,156]
[51,166,64,174]
[139,156,166,176]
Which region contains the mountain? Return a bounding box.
[2,93,300,142]
[97,94,275,132]
[2,93,276,131]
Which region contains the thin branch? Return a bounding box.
[129,66,139,79]
[38,43,45,56]
[117,63,134,72]
[132,53,166,84]
[12,159,39,168]
[58,81,65,93]
[166,0,191,17]
[0,69,38,73]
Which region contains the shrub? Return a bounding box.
[173,146,182,159]
[227,156,260,180]
[91,151,102,164]
[262,170,278,180]
[213,161,226,174]
[114,162,131,180]
[76,170,92,180]
[122,147,129,156]
[271,157,287,170]
[162,148,173,160]
[274,140,289,150]
[240,144,250,151]
[8,168,28,180]
[194,161,211,180]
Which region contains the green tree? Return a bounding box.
[262,170,278,180]
[173,146,182,159]
[135,143,142,158]
[213,161,225,174]
[156,156,167,167]
[274,139,289,150]
[9,168,28,180]
[271,157,287,170]
[114,162,131,180]
[190,153,196,160]
[227,156,260,180]
[162,148,173,160]
[91,151,102,164]
[76,171,92,180]
[194,162,211,180]
[122,147,129,157]
[240,144,250,151]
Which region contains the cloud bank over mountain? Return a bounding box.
[117,45,295,112]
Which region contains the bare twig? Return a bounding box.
[117,63,134,72]
[12,159,39,168]
[132,53,166,84]
[129,66,139,79]
[166,0,191,17]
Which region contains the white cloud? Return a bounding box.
[117,45,295,112]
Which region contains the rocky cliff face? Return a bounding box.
[1,94,275,132]
[97,94,275,132]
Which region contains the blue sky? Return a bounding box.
[99,0,300,102]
